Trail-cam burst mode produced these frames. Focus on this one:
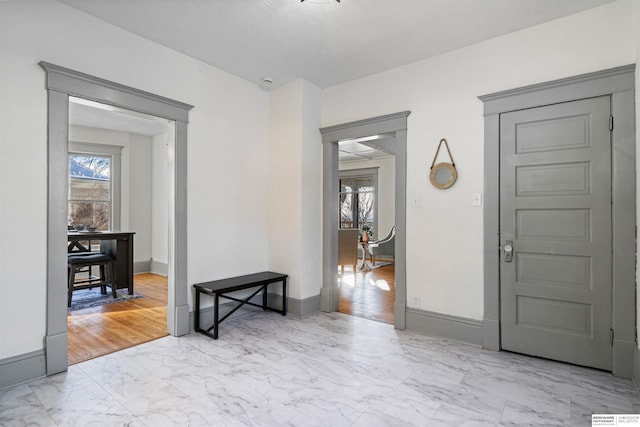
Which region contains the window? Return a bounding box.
[68,154,111,230]
[339,168,378,234]
[68,142,122,231]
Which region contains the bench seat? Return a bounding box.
[193,271,288,339]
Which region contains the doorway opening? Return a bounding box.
[337,139,396,324]
[66,97,172,364]
[320,111,410,330]
[41,62,192,376]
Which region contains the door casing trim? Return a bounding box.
[479,64,636,378]
[40,62,193,376]
[320,111,410,329]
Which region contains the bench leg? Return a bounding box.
[282,277,287,315]
[213,293,219,339]
[194,289,200,332]
[262,284,268,310]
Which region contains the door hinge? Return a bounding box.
[609,115,614,131]
[611,328,615,346]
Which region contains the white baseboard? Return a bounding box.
[133,259,169,275]
[133,260,151,274]
[150,259,168,276]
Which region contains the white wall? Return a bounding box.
[69,126,154,264]
[128,134,153,264]
[299,81,323,301]
[0,0,635,363]
[323,0,634,320]
[152,133,169,269]
[268,79,322,300]
[340,157,396,240]
[268,82,301,296]
[0,0,269,360]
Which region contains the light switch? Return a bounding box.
[472,193,482,207]
[411,195,420,208]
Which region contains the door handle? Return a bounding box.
[504,240,513,262]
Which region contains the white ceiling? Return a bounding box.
[69,97,169,137]
[62,0,616,152]
[58,0,616,90]
[339,135,394,162]
[69,96,392,158]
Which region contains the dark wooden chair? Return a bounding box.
[67,253,116,307]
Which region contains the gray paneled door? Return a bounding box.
[500,96,612,370]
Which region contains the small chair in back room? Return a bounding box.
[338,229,359,274]
[367,226,395,265]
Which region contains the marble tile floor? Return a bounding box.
[1,311,638,426]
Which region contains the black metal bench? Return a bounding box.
[193,271,288,339]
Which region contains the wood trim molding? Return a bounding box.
[479,64,635,116]
[406,308,484,347]
[133,260,152,274]
[320,111,410,330]
[40,62,192,382]
[634,346,640,391]
[150,260,169,276]
[0,350,46,390]
[39,62,193,122]
[320,111,411,143]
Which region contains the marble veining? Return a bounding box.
[1,311,638,426]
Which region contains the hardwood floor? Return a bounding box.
[338,262,395,324]
[67,273,168,365]
[68,267,393,364]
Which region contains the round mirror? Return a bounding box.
[429,162,457,189]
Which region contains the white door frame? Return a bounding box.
[479,65,636,378]
[40,62,193,375]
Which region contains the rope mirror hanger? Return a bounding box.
[429,138,457,189]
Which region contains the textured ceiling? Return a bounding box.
[58,0,616,89]
[61,0,617,143]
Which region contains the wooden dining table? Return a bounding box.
[67,231,136,294]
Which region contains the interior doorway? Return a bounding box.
[337,139,396,324]
[66,98,172,364]
[320,111,410,330]
[41,62,192,376]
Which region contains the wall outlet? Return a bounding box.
[412,296,420,308]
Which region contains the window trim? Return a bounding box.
[339,167,378,238]
[69,141,123,230]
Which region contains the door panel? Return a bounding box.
[516,209,590,242]
[500,96,612,370]
[516,253,590,289]
[516,161,590,196]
